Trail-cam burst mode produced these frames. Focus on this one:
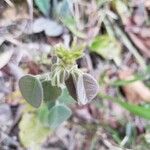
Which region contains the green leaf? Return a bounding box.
[42,80,62,102]
[110,77,141,87]
[38,104,50,127]
[58,88,75,105]
[90,35,122,65]
[117,101,150,120]
[19,112,51,149]
[61,16,86,38]
[99,94,150,120]
[56,0,85,38]
[34,0,50,16]
[19,75,43,108]
[48,104,72,128]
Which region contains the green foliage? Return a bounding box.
[37,103,72,129]
[34,0,85,38]
[34,0,50,16]
[90,34,122,65]
[55,44,84,66]
[118,101,150,120]
[55,0,85,38]
[48,103,72,128]
[19,44,99,146]
[19,112,51,149]
[50,44,85,87]
[19,89,73,148]
[19,44,86,108]
[99,94,150,120]
[37,104,50,127]
[50,65,68,87]
[58,88,75,105]
[42,80,62,102]
[19,75,43,108]
[61,15,85,38]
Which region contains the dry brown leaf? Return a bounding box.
[128,33,150,58]
[119,68,150,104]
[126,26,150,38]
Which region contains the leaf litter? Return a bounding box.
[0,0,150,149]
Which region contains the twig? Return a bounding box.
[4,0,14,7]
[106,17,146,70]
[26,0,33,20]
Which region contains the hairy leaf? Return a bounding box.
[65,74,77,101]
[42,80,62,102]
[19,75,43,108]
[66,73,99,105]
[76,73,99,105]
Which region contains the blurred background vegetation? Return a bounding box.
[0,0,150,149]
